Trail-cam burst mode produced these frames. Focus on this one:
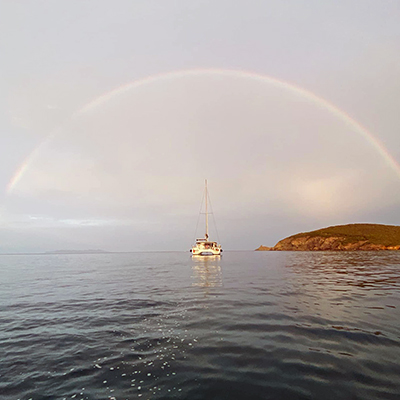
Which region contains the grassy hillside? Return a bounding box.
[288,224,400,246]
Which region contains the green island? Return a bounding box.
[256,223,400,251]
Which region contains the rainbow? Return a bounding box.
[6,68,400,194]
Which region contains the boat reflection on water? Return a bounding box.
[191,255,223,288]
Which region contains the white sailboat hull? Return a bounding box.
[191,245,222,256]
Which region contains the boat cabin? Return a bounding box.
[195,239,219,248]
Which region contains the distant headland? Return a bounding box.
[256,224,400,251]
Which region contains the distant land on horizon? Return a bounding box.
[0,249,112,256]
[45,249,110,254]
[257,223,400,251]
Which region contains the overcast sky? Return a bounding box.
[1,0,400,252]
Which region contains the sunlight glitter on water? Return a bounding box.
[1,251,400,399]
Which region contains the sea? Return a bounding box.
[1,251,400,400]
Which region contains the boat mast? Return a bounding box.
[205,179,209,240]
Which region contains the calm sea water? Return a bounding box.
[1,251,400,400]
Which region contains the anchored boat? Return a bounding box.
[191,180,222,256]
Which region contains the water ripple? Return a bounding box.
[1,251,400,399]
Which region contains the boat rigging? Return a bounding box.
[190,180,222,256]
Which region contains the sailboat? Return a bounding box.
[190,180,222,256]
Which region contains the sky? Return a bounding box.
[1,0,400,252]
